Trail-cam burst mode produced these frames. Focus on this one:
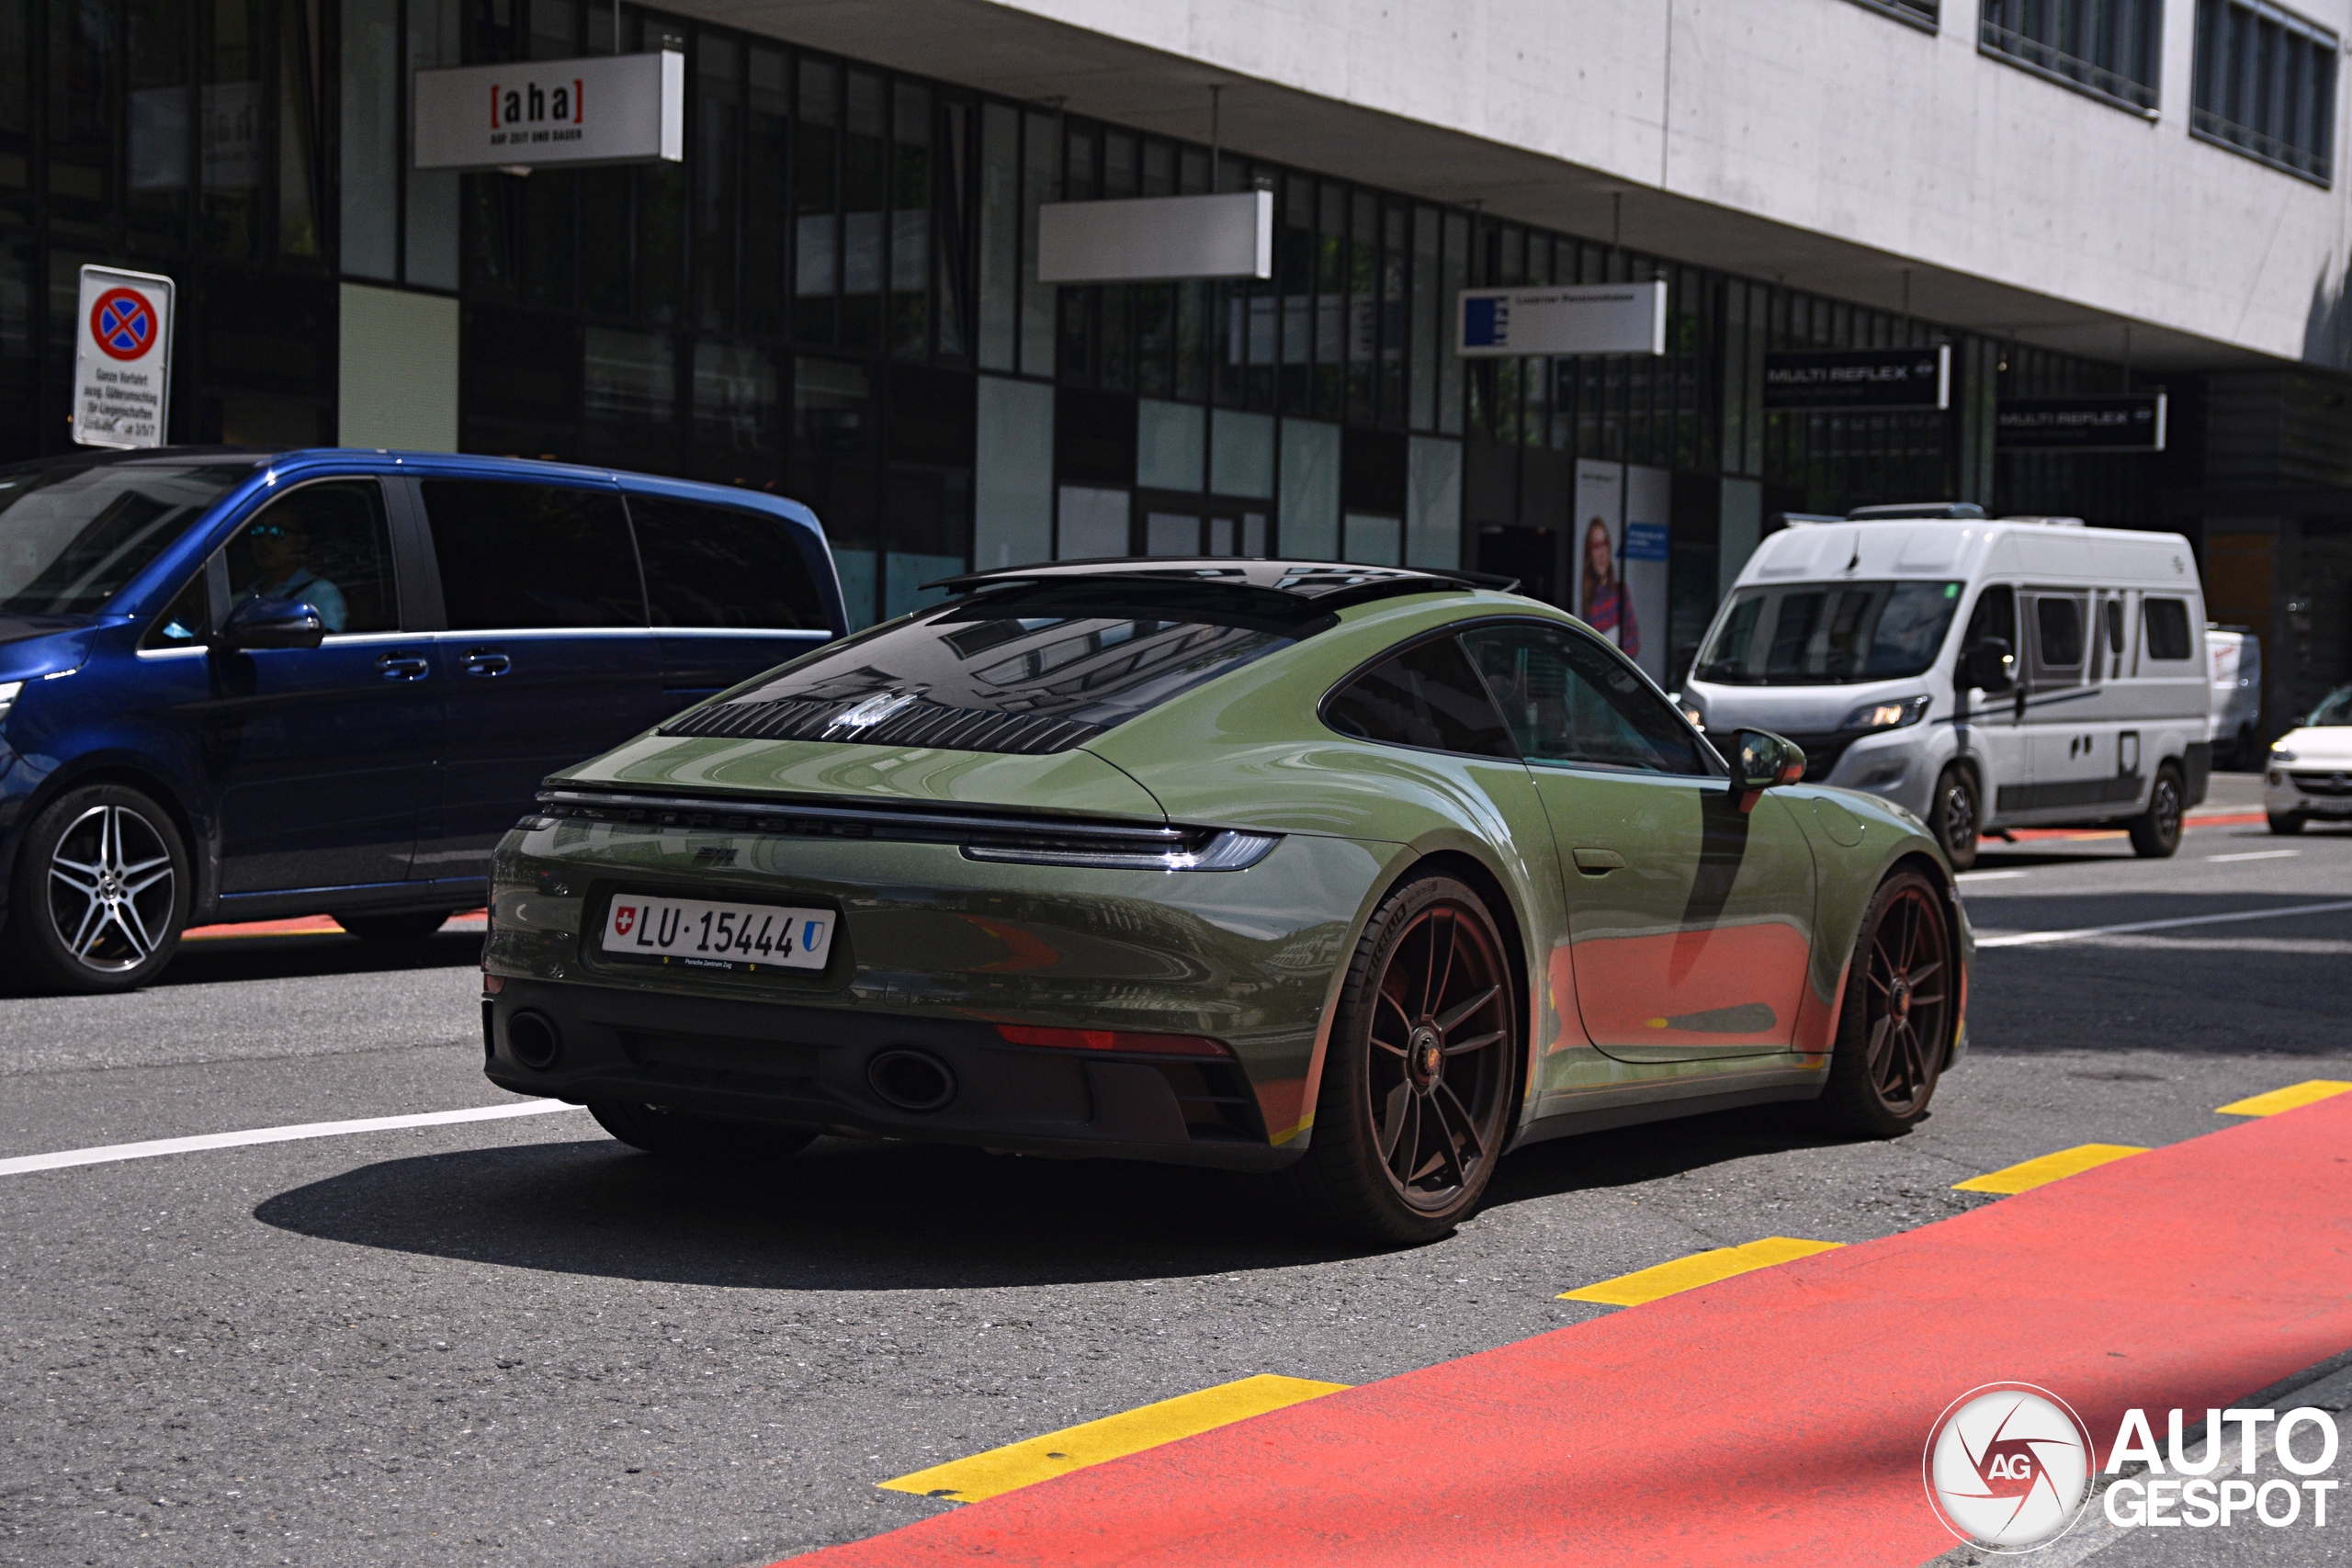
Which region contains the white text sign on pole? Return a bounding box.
[1456,282,1668,358]
[413,51,684,171]
[1036,191,1274,284]
[73,265,175,450]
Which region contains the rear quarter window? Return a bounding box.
[2143,597,2193,660]
[630,495,828,630]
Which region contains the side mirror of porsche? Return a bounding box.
[1730,728,1805,813]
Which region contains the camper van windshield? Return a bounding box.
[1695,580,1963,685]
[2308,687,2352,726]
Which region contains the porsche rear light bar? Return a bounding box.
[994,1023,1235,1059]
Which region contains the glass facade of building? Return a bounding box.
[0,0,2162,682]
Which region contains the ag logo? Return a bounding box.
[613,905,637,936]
[1924,1382,2094,1551]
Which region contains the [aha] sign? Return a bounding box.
[72,265,175,450]
[413,51,684,172]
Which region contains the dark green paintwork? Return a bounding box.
[487,586,1972,1158]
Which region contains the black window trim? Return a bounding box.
[1316,614,1727,777]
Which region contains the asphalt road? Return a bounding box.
[2,773,2346,1568]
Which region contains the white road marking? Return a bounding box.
[0,1100,580,1178]
[1976,898,2352,950]
[2205,848,2300,863]
[1956,870,2030,882]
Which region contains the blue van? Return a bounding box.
[0,447,845,993]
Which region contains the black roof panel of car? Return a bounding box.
[924,557,1519,603]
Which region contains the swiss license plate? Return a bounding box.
[601,894,833,973]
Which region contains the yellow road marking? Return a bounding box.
[1952,1144,2146,1194]
[1558,1236,1842,1307]
[2216,1080,2352,1117]
[877,1373,1349,1504]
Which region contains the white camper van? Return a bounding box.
[1680,508,2211,870]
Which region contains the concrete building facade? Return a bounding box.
[6,0,2351,727]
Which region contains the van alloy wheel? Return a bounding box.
[47,804,178,973]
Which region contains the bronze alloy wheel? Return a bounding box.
[1295,874,1517,1244]
[1816,868,1954,1136]
[1860,881,1950,1118]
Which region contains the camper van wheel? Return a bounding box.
[2127,762,2185,859]
[2267,813,2305,836]
[1928,765,1980,872]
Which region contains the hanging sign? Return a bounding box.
[72,265,175,450]
[1457,283,1668,358]
[1996,394,2166,452]
[1037,191,1274,284]
[1763,345,1951,411]
[413,51,684,171]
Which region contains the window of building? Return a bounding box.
[1843,0,1939,28]
[1980,0,2164,113]
[2193,0,2336,184]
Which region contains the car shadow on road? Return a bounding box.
[153,931,485,987]
[253,1101,1840,1289]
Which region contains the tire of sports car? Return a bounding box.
[2268,813,2306,836]
[2126,761,2185,859]
[334,910,456,945]
[1288,874,1518,1247]
[587,1100,820,1161]
[1813,868,1955,1139]
[1928,763,1980,872]
[3,784,190,996]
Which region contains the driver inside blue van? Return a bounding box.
[238,515,347,633]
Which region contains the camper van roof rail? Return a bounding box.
[1847,502,1987,521]
[1995,514,2086,527]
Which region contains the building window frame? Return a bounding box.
[1979,0,2165,117]
[1842,0,1939,32]
[2191,0,2337,186]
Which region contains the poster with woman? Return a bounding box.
[1571,460,1637,659]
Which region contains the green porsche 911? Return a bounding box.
[481,560,1969,1243]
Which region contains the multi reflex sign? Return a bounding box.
[413,51,683,172]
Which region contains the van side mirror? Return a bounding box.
[1962,637,2015,694]
[213,595,326,651]
[1729,728,1805,813]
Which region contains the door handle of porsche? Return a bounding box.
[461,650,512,677]
[376,653,430,681]
[1573,847,1627,874]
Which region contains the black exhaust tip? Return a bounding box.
[867,1048,956,1113]
[507,1010,562,1071]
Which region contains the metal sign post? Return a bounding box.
[72,265,175,449]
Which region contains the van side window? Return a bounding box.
[420,481,644,630]
[629,496,827,629]
[2030,594,2086,682]
[1962,584,2015,652]
[222,479,400,634]
[142,573,210,649]
[2143,597,2192,660]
